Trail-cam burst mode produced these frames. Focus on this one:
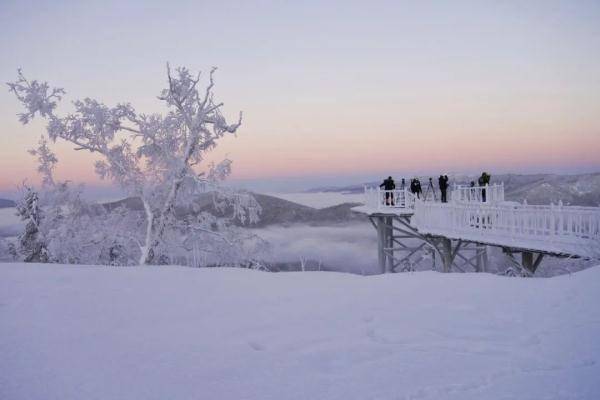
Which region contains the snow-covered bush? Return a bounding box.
[0,238,14,262]
[14,185,49,262]
[8,65,262,266]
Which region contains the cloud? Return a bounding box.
[252,222,379,274]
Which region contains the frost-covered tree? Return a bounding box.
[8,65,261,265]
[28,136,57,188]
[11,138,59,263]
[15,185,49,262]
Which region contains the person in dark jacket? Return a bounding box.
[478,172,491,202]
[438,175,449,203]
[444,175,449,201]
[410,177,422,199]
[379,176,396,205]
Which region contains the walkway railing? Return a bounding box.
[413,200,600,258]
[451,183,504,204]
[364,187,415,211]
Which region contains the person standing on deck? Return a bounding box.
[379,176,396,205]
[410,177,422,199]
[478,172,491,202]
[444,175,449,201]
[439,175,449,203]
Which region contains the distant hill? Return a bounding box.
[0,199,16,208]
[496,173,600,206]
[307,173,600,207]
[102,192,365,227]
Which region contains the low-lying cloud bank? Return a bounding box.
[252,222,379,275]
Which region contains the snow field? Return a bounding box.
[1,263,600,399]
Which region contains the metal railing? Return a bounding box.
[413,200,600,258]
[364,187,416,211]
[451,183,504,204]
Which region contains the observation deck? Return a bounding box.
[355,182,600,274]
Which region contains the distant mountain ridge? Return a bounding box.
[306,173,600,207]
[103,192,365,227]
[0,199,16,209]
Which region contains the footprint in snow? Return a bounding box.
[520,334,541,346]
[248,341,266,351]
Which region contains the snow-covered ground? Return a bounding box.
[1,263,599,400]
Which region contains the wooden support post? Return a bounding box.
[440,238,453,273]
[385,216,394,273]
[475,244,488,272]
[522,251,533,273]
[371,214,451,274]
[375,216,395,274]
[376,217,386,274]
[482,245,489,272]
[532,253,544,273]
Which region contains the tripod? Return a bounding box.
[423,177,438,202]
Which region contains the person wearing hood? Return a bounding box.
[379,176,396,205]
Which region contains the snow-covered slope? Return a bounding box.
[1,264,599,399]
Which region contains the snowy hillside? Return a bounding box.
[0,198,16,208]
[103,192,365,227]
[1,263,599,399]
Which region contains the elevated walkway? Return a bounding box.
[413,201,600,259]
[354,183,600,274]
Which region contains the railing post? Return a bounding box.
[550,202,555,241]
[557,200,563,237]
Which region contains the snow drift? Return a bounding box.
[1,263,599,399]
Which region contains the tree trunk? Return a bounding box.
[140,198,155,265]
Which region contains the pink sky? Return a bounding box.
[1,1,599,191]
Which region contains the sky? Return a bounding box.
[1,0,599,194]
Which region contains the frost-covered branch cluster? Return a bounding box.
[8,65,263,266]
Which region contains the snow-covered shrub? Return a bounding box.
[41,183,142,265]
[0,238,16,262]
[14,185,49,263]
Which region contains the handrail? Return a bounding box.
[364,187,416,210]
[413,200,600,258]
[451,183,504,204]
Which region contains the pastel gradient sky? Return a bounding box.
[1,0,599,192]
